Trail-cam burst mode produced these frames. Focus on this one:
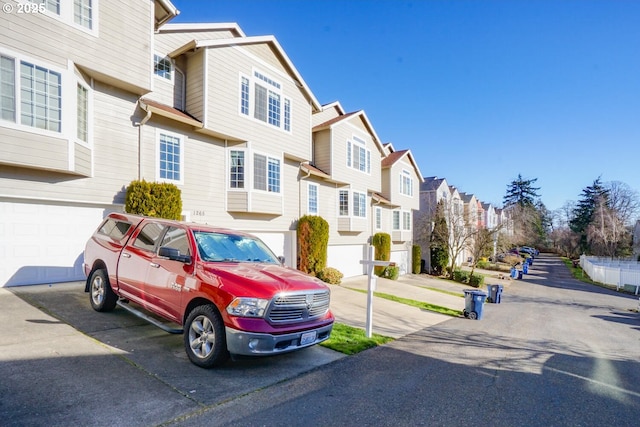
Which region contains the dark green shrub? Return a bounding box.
[430,246,449,276]
[372,233,391,277]
[125,180,182,220]
[453,269,469,283]
[317,267,343,285]
[297,215,329,275]
[412,245,421,274]
[381,265,399,280]
[469,273,485,288]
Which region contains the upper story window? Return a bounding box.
[228,149,281,194]
[338,190,366,218]
[74,0,93,29]
[29,0,96,33]
[230,150,245,189]
[1,50,92,143]
[157,131,183,184]
[20,61,62,132]
[154,55,172,81]
[239,70,291,132]
[346,136,371,174]
[77,83,88,142]
[308,183,318,215]
[392,211,400,230]
[400,169,413,196]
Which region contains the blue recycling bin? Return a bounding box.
[486,284,503,303]
[463,289,487,320]
[510,267,517,278]
[527,257,533,266]
[517,270,523,279]
[523,263,529,274]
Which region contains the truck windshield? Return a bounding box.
[193,231,280,264]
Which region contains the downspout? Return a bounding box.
[134,99,152,180]
[299,163,311,217]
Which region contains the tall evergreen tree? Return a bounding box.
[503,174,541,208]
[569,177,609,253]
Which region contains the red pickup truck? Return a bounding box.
[83,213,334,368]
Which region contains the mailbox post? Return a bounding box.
[359,245,394,338]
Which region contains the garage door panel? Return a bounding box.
[1,202,106,287]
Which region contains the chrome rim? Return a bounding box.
[91,275,104,306]
[189,315,216,359]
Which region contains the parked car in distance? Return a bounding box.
[83,213,334,368]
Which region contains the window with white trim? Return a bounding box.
[346,136,371,173]
[403,211,411,231]
[239,70,291,132]
[20,61,62,132]
[158,132,183,183]
[400,169,413,196]
[392,211,400,230]
[154,55,172,80]
[352,191,366,218]
[339,190,349,216]
[229,150,245,189]
[76,83,88,142]
[29,0,96,33]
[74,0,93,29]
[0,55,16,122]
[253,153,280,193]
[375,207,382,229]
[308,183,318,215]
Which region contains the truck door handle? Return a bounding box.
[122,253,131,258]
[150,263,160,268]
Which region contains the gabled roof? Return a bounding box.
[372,192,396,207]
[319,101,346,116]
[169,35,320,111]
[421,176,448,192]
[460,192,477,203]
[159,22,246,37]
[300,163,348,185]
[155,0,179,29]
[380,149,424,183]
[311,110,385,154]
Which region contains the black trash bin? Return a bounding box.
[486,284,503,303]
[463,289,487,320]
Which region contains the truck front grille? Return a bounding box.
[267,290,330,324]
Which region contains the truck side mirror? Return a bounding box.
[278,255,286,265]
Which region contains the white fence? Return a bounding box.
[580,256,640,295]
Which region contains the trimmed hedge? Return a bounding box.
[125,180,182,220]
[297,215,329,275]
[372,232,391,277]
[412,244,421,274]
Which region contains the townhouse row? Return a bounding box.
[0,1,507,287]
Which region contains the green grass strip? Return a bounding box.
[320,322,394,355]
[345,287,463,317]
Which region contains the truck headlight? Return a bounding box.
[226,297,269,318]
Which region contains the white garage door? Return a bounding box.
[328,244,367,279]
[0,201,108,287]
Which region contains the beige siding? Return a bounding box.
[312,130,332,174]
[312,105,341,127]
[203,46,312,161]
[330,123,382,193]
[185,51,204,121]
[227,192,249,212]
[73,143,92,176]
[0,1,153,92]
[0,128,68,172]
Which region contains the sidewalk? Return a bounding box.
[327,271,512,338]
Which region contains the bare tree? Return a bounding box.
[605,181,640,226]
[587,194,630,258]
[469,226,501,277]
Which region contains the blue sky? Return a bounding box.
[171,0,640,212]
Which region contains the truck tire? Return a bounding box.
[89,269,117,312]
[184,304,229,368]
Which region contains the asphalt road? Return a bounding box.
[3,254,639,426]
[173,254,640,427]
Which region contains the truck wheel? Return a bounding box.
[184,305,229,368]
[89,269,117,312]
